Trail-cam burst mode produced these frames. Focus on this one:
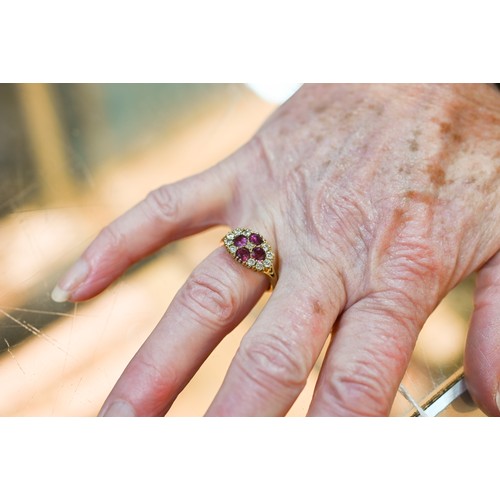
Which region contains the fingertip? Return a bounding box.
[50,285,70,303]
[464,251,500,416]
[51,258,90,303]
[98,400,137,417]
[464,379,500,417]
[495,390,500,415]
[464,351,500,416]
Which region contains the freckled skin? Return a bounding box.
[78,84,500,417]
[243,84,500,302]
[230,84,500,413]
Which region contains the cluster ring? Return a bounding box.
[222,228,277,290]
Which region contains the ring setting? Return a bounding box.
[222,228,277,289]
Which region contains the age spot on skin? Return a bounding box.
[439,121,463,144]
[314,103,328,114]
[408,128,421,152]
[426,162,447,188]
[313,300,326,317]
[408,139,419,152]
[440,121,452,134]
[368,104,384,116]
[404,190,436,205]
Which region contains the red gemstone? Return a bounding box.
[234,235,248,247]
[251,247,266,261]
[249,233,263,245]
[236,247,250,262]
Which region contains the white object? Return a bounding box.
[246,83,302,104]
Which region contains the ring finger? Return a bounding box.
[98,244,268,416]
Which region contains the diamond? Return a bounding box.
[229,245,237,254]
[263,259,271,268]
[247,258,256,267]
[255,262,264,271]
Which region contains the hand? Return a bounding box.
[51,84,500,416]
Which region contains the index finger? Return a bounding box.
[51,165,236,303]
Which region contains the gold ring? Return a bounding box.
[222,228,277,290]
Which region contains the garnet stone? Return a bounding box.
[251,247,266,261]
[234,235,248,247]
[249,233,263,245]
[235,247,250,262]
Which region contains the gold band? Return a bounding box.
[222,228,278,290]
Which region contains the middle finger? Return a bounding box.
[206,264,345,416]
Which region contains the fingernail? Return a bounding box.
[99,400,136,417]
[51,259,90,303]
[496,390,500,413]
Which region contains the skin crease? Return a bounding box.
[54,84,500,416]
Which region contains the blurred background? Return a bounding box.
[0,83,484,416]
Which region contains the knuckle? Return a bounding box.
[390,239,440,283]
[99,224,128,258]
[374,204,449,294]
[379,255,442,319]
[180,267,237,326]
[237,334,309,394]
[123,356,180,415]
[362,289,424,338]
[135,356,178,396]
[323,364,393,416]
[144,185,180,223]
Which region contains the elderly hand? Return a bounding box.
[52,84,500,416]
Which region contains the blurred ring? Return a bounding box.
[222,228,277,290]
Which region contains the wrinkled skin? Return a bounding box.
[52,84,500,416]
